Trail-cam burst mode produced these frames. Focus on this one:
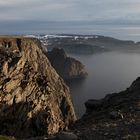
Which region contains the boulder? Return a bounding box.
[109,111,124,119]
[56,131,78,140]
[85,99,103,111]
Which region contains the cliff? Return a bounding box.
[19,76,140,140]
[38,34,139,54]
[0,37,76,138]
[71,77,140,140]
[47,48,88,80]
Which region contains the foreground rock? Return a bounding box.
[0,37,76,138]
[71,77,140,140]
[47,48,88,80]
[23,131,78,140]
[55,131,78,140]
[22,77,140,140]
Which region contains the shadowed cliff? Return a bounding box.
[47,48,88,80]
[71,77,140,140]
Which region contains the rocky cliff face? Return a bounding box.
[71,77,140,140]
[47,48,88,80]
[0,37,76,138]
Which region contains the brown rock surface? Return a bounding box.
[0,37,76,138]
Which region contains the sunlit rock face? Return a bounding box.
[0,37,76,138]
[47,48,88,80]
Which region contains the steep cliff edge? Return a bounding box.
[71,78,140,140]
[47,48,88,80]
[0,37,76,138]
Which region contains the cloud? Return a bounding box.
[0,0,140,35]
[0,0,140,21]
[0,0,76,20]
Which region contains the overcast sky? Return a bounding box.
[0,0,140,36]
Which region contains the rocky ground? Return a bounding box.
[71,77,140,140]
[18,77,140,140]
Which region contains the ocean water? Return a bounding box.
[1,21,140,42]
[49,24,140,42]
[67,52,140,117]
[41,24,140,42]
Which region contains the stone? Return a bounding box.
[71,77,140,140]
[109,111,124,119]
[56,131,78,140]
[85,99,103,110]
[0,37,76,138]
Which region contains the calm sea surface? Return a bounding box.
[67,52,140,117]
[2,24,140,42]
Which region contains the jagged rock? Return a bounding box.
[109,111,124,119]
[47,48,88,80]
[85,99,103,111]
[0,37,76,138]
[71,77,140,140]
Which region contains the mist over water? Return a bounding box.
[67,52,140,117]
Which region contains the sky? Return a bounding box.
[0,0,140,38]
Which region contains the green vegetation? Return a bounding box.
[0,136,16,140]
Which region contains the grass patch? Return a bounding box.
[0,135,16,140]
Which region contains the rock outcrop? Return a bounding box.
[0,37,76,138]
[71,77,140,140]
[47,48,88,80]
